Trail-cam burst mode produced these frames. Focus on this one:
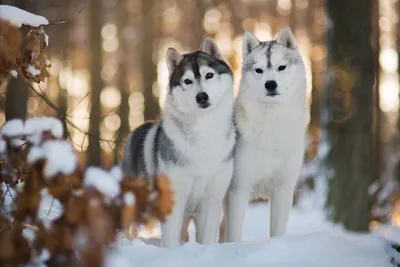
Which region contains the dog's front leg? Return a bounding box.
[269,184,295,237]
[226,189,248,242]
[161,192,188,248]
[195,197,224,244]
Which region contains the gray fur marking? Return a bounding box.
[154,121,188,168]
[128,121,154,177]
[265,41,275,68]
[169,51,233,90]
[243,58,256,73]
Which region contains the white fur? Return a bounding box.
[159,37,235,247]
[224,27,307,242]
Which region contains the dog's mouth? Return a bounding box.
[266,92,280,97]
[198,103,210,109]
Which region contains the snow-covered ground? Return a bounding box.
[3,183,400,267]
[117,201,395,267]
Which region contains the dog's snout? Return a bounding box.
[265,80,278,92]
[196,92,209,105]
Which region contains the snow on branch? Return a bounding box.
[0,5,48,28]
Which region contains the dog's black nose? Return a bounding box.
[196,92,209,105]
[265,80,278,92]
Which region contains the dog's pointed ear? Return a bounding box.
[276,26,297,50]
[200,35,223,60]
[166,47,184,73]
[242,31,260,57]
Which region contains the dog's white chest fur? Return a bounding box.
[234,94,305,198]
[161,108,234,210]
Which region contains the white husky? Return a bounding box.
[223,27,307,242]
[121,36,235,247]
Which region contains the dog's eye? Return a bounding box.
[205,72,214,79]
[278,65,286,71]
[184,79,192,85]
[255,68,263,74]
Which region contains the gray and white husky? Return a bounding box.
[222,27,307,242]
[120,36,236,248]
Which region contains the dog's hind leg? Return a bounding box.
[218,197,227,243]
[269,184,295,237]
[180,215,192,243]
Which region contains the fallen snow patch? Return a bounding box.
[26,64,41,77]
[1,119,24,137]
[124,192,135,206]
[0,5,48,28]
[24,117,64,145]
[84,167,120,198]
[10,70,17,77]
[28,140,78,178]
[110,166,123,182]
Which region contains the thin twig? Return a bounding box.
[46,197,55,218]
[67,92,91,115]
[46,4,89,26]
[26,83,125,144]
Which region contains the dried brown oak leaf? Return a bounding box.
[18,27,50,83]
[0,222,31,266]
[14,161,44,222]
[48,171,83,204]
[121,202,135,233]
[120,177,149,224]
[86,195,115,244]
[0,20,21,80]
[154,174,174,222]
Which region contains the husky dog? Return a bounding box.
[120,36,235,248]
[222,27,307,242]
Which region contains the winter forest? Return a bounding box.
[1,0,400,266]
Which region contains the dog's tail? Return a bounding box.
[120,131,135,176]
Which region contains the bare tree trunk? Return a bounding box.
[56,0,70,139]
[371,0,381,190]
[396,0,400,184]
[5,0,30,121]
[324,0,379,231]
[306,0,325,161]
[289,0,296,32]
[5,78,28,121]
[87,0,103,166]
[397,0,400,135]
[114,0,130,164]
[141,0,160,121]
[191,0,206,48]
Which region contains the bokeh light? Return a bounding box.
[104,114,121,131]
[101,23,117,40]
[101,86,121,108]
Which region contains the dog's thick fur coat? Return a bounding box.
[121,36,235,248]
[222,27,307,242]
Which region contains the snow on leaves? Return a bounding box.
[0,116,174,267]
[0,5,51,83]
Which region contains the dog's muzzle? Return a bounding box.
[265,80,279,97]
[196,92,210,108]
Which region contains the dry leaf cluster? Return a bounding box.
[0,117,174,267]
[0,19,50,83]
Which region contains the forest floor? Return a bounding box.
[23,187,400,267]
